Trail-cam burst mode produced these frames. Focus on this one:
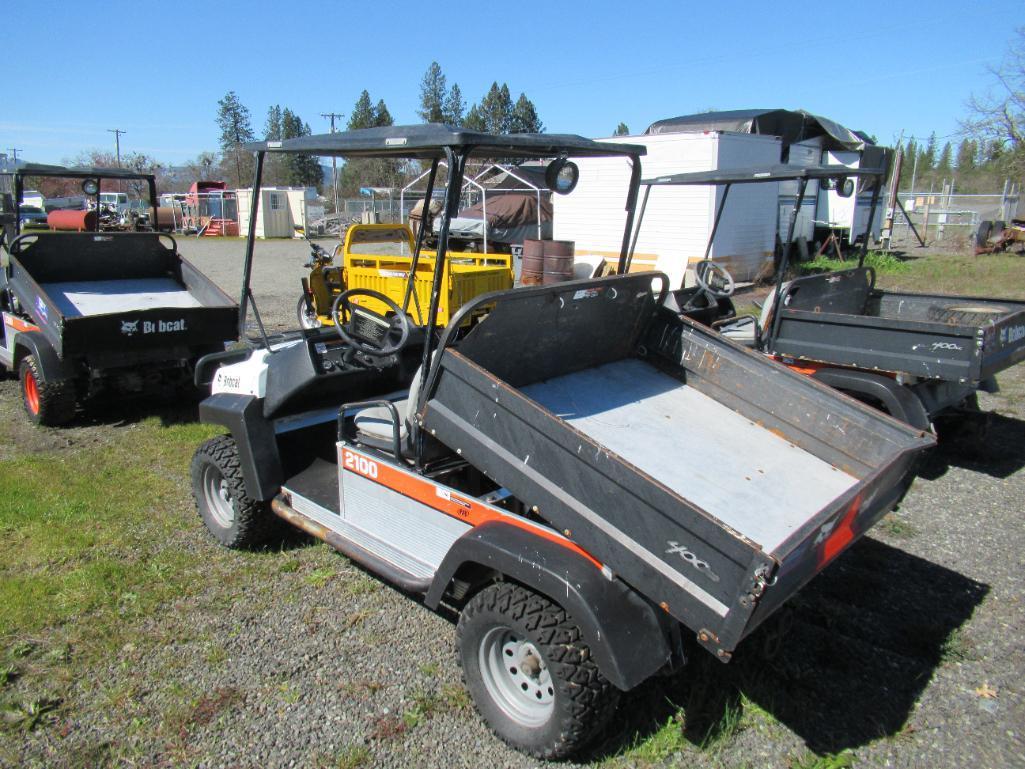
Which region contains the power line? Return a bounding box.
[107,128,126,166]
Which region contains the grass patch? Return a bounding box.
[802,250,910,275]
[876,252,1025,298]
[879,513,916,539]
[940,627,976,663]
[316,744,371,769]
[789,750,855,769]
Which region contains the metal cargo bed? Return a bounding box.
[770,267,1025,384]
[7,232,238,358]
[421,274,934,659]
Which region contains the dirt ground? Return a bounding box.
[1,237,1024,768]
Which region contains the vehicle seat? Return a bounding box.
[352,363,425,450]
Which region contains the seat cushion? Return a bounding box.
[719,317,758,347]
[354,400,409,443]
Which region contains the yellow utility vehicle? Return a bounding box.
[297,223,512,329]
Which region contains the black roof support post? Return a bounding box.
[402,157,440,325]
[238,151,265,341]
[617,154,643,275]
[627,184,652,272]
[768,176,809,350]
[858,183,882,269]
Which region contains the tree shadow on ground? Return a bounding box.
[587,537,988,759]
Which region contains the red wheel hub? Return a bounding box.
[23,369,40,415]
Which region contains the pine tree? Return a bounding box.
[613,122,630,136]
[216,90,255,187]
[374,100,393,127]
[509,93,543,133]
[279,110,321,188]
[463,104,486,131]
[955,138,977,170]
[480,82,513,134]
[920,131,938,173]
[418,62,447,123]
[443,83,465,126]
[348,91,376,130]
[936,142,952,176]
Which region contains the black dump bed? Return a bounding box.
[421,274,934,660]
[769,267,1025,383]
[7,233,238,359]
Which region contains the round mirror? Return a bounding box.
[82,179,99,196]
[545,159,579,195]
[837,177,855,198]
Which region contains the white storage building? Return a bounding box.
[554,131,782,286]
[236,187,322,238]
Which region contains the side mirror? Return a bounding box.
[836,177,855,198]
[545,159,579,195]
[82,178,99,195]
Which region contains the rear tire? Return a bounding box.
[191,435,276,548]
[456,583,619,759]
[18,355,76,426]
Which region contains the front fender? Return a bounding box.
[198,393,282,500]
[426,521,676,691]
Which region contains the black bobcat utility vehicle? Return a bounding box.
[0,164,238,425]
[190,125,933,759]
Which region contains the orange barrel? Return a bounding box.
[521,239,545,286]
[47,209,97,232]
[542,240,575,284]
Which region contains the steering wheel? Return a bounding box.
[694,259,735,298]
[330,288,412,357]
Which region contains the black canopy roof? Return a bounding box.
[644,109,872,152]
[642,163,888,187]
[13,163,156,181]
[245,124,646,160]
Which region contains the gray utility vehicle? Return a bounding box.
[0,165,238,425]
[633,164,1025,433]
[190,125,933,759]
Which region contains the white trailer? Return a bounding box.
[816,150,885,245]
[553,132,781,286]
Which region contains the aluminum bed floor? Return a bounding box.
[520,359,858,553]
[41,278,203,317]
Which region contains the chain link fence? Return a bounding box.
[888,185,1022,249]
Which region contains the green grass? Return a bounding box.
[801,250,910,276]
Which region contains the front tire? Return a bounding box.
[456,583,619,759]
[19,355,76,426]
[191,435,276,548]
[296,295,322,330]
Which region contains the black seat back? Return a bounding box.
[779,266,875,316]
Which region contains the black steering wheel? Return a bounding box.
[694,259,735,298]
[330,288,412,357]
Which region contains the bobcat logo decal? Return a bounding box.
[121,320,139,336]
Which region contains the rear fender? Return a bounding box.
[426,521,677,691]
[13,330,73,381]
[811,367,931,430]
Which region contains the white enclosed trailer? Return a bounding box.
[553,132,781,286]
[816,150,885,245]
[778,137,824,244]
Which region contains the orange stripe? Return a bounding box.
[4,314,39,333]
[340,447,602,569]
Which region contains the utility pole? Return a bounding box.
[107,129,126,166]
[7,147,21,165]
[321,111,343,221]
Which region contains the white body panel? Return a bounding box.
[816,150,884,243]
[553,132,781,286]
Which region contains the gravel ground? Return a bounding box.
[2,238,1024,768]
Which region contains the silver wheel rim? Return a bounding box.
[202,464,235,529]
[298,297,322,329]
[478,626,554,727]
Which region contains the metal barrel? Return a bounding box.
[542,240,575,285]
[521,239,545,286]
[47,209,97,232]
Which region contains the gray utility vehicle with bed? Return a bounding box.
[634,164,1025,434]
[189,125,934,759]
[0,164,238,425]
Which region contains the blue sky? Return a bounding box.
[3,0,1019,165]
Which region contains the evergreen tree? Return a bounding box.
[262,105,284,185]
[613,122,630,136]
[509,93,543,133]
[919,131,938,173]
[216,90,255,187]
[264,105,283,140]
[480,82,513,134]
[463,104,486,131]
[443,83,465,126]
[936,142,953,176]
[374,100,393,127]
[281,109,321,188]
[348,90,376,130]
[418,62,447,123]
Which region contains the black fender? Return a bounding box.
[811,367,931,430]
[425,521,676,692]
[198,393,282,501]
[13,330,74,382]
